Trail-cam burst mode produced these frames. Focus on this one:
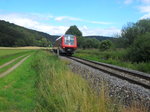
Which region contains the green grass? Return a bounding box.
[32,51,119,112]
[0,49,35,66]
[74,49,150,73]
[33,50,149,112]
[0,50,148,112]
[0,55,26,74]
[0,50,37,112]
[0,49,31,57]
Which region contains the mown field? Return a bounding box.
[73,49,150,74]
[0,48,148,112]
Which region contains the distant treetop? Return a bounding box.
[65,25,82,37]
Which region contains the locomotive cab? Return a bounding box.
[54,34,77,56]
[61,35,77,55]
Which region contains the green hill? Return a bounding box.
[0,20,53,47]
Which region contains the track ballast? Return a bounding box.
[66,56,150,90]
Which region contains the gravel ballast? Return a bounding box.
[60,56,150,109]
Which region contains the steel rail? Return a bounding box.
[67,56,150,89]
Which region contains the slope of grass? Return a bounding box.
[0,51,37,112]
[32,51,119,112]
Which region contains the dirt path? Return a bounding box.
[0,55,30,78]
[0,55,26,69]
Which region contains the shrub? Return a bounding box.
[99,40,113,51]
[127,32,150,62]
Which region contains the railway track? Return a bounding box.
[66,56,150,90]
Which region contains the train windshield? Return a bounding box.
[64,35,75,45]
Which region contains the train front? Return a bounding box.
[61,34,77,55]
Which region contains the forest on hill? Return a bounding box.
[0,20,53,47]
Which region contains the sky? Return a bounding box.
[0,0,150,36]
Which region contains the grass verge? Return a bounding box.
[32,51,148,112]
[32,51,117,112]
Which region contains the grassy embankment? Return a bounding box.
[33,51,147,112]
[33,51,120,112]
[73,49,150,73]
[0,49,148,112]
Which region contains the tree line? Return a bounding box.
[65,19,150,63]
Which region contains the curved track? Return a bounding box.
[66,56,150,90]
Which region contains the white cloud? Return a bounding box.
[124,0,133,4]
[138,5,150,19]
[139,5,150,13]
[0,13,119,36]
[140,0,150,4]
[140,13,150,19]
[124,0,150,4]
[79,26,121,36]
[55,16,83,21]
[55,16,112,25]
[90,21,112,25]
[0,13,68,35]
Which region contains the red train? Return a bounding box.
[53,34,77,55]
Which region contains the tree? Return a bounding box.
[121,19,150,47]
[127,32,150,62]
[99,40,113,51]
[65,25,82,37]
[77,37,100,49]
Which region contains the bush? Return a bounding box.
[127,32,150,62]
[99,40,113,51]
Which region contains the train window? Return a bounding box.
[64,35,75,45]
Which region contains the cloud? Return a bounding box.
[54,16,112,25]
[124,0,133,4]
[90,21,112,25]
[124,0,150,4]
[79,26,121,36]
[140,0,150,4]
[0,13,68,35]
[0,13,119,36]
[138,5,150,19]
[140,13,150,19]
[55,16,83,21]
[138,5,150,13]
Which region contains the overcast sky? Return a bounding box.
[0,0,150,36]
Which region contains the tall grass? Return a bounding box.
[32,51,149,112]
[32,51,123,112]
